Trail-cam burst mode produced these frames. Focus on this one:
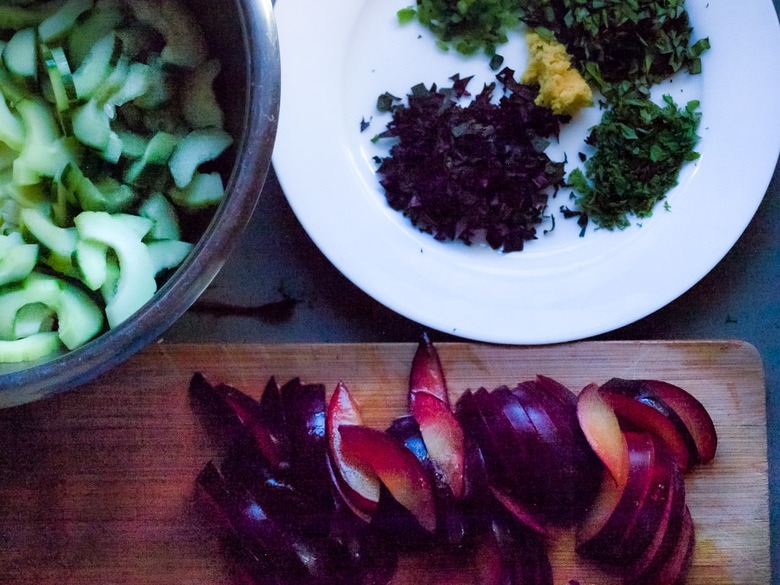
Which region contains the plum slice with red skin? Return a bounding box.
[188,373,290,470]
[325,381,381,521]
[408,335,466,500]
[625,460,687,583]
[577,382,630,489]
[599,378,717,467]
[338,423,437,534]
[638,378,717,464]
[644,505,696,585]
[577,431,667,561]
[385,415,469,548]
[456,387,520,493]
[218,380,288,469]
[279,377,333,507]
[196,461,352,583]
[408,332,450,406]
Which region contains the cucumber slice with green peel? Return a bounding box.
[168,127,232,189]
[169,171,225,209]
[100,255,119,304]
[0,1,67,30]
[61,162,135,212]
[183,59,224,129]
[72,97,121,155]
[146,239,192,274]
[74,237,107,290]
[56,277,104,349]
[131,57,171,110]
[0,273,62,339]
[4,27,37,80]
[41,44,77,134]
[139,191,180,240]
[124,131,177,186]
[13,98,72,184]
[108,61,150,110]
[13,302,56,339]
[0,331,61,363]
[72,31,122,100]
[38,0,94,43]
[67,0,123,67]
[116,130,147,159]
[0,235,38,286]
[94,54,129,106]
[109,212,153,239]
[129,0,207,68]
[74,210,156,328]
[20,206,77,257]
[0,94,25,152]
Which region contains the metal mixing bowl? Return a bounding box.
[0,0,281,407]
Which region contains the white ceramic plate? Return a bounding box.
[272,0,780,344]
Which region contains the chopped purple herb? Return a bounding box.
[374,69,566,253]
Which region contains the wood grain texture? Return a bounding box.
[0,340,768,584]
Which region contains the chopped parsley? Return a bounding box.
[399,0,523,56]
[567,95,702,230]
[374,70,566,252]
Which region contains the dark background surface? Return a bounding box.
[166,1,780,579]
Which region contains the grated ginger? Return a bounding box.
[521,31,593,116]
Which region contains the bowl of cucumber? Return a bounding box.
[0,0,280,407]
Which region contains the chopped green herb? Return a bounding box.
[374,70,566,252]
[516,0,709,99]
[399,0,523,56]
[567,94,702,230]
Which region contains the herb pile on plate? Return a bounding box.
[381,0,709,247]
[373,70,565,253]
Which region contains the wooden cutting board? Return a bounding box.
[0,340,768,584]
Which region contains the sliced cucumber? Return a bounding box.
[168,127,232,189]
[72,97,122,160]
[183,59,224,129]
[74,237,107,290]
[124,130,177,186]
[68,0,123,67]
[169,171,225,209]
[61,162,135,212]
[56,277,104,349]
[13,302,56,339]
[138,191,180,240]
[0,0,233,362]
[20,206,77,257]
[129,0,207,68]
[74,210,156,328]
[72,31,122,100]
[0,331,61,363]
[0,273,61,339]
[4,27,37,81]
[13,98,73,185]
[0,233,38,286]
[147,239,192,275]
[0,1,67,30]
[0,93,25,152]
[41,44,77,134]
[38,0,94,44]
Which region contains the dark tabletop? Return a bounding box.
[166,1,780,578]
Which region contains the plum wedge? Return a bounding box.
[326,382,381,521]
[338,424,437,534]
[598,378,717,469]
[409,335,466,500]
[577,382,630,489]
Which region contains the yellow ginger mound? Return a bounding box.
[521,31,593,116]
